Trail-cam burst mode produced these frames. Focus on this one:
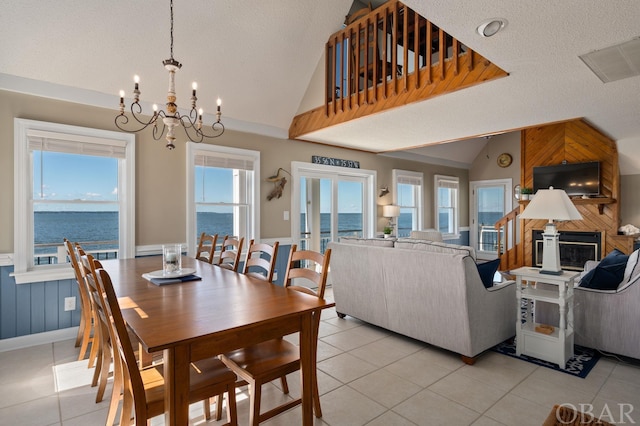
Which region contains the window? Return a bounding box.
[186,143,260,255]
[435,175,459,238]
[13,119,135,283]
[393,169,423,237]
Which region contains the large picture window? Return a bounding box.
[13,119,135,283]
[393,169,423,237]
[435,174,459,238]
[186,143,260,255]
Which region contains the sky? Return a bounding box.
[33,152,364,214]
[33,151,119,211]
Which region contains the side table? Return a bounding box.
[511,267,580,368]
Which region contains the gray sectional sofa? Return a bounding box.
[327,237,517,363]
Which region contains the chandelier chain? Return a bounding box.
[169,0,174,60]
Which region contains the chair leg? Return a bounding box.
[226,388,238,426]
[203,398,212,421]
[249,382,262,426]
[313,373,322,418]
[280,376,289,394]
[75,314,85,347]
[77,321,92,362]
[215,394,224,421]
[95,334,112,403]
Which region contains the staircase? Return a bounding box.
[495,206,524,271]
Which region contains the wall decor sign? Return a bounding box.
[312,155,360,169]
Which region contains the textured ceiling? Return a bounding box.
[1,0,639,173]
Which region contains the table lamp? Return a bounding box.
[382,204,401,228]
[519,186,583,274]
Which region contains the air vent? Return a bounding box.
[579,37,640,83]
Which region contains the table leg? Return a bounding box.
[299,311,313,426]
[163,345,191,426]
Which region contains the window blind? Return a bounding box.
[27,129,127,159]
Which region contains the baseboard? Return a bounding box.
[0,327,78,352]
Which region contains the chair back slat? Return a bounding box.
[196,232,218,264]
[218,236,245,272]
[243,240,279,282]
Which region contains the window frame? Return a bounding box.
[13,119,135,284]
[434,174,460,239]
[185,142,260,256]
[392,169,424,237]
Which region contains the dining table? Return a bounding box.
[100,254,333,426]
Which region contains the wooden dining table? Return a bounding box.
[100,255,333,426]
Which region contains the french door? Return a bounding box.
[470,179,513,259]
[291,162,376,253]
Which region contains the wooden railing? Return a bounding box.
[495,206,523,271]
[289,0,507,139]
[326,0,472,113]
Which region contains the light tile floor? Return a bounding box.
[2,288,640,425]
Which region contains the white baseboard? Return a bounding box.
[0,327,78,352]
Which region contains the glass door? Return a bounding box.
[470,179,512,259]
[292,162,375,254]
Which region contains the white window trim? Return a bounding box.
[291,161,376,248]
[12,119,135,284]
[392,169,424,235]
[185,142,260,256]
[434,174,460,240]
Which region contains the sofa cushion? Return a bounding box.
[477,258,501,288]
[618,248,640,292]
[339,236,395,247]
[394,239,476,260]
[579,249,629,290]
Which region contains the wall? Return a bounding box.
[0,89,469,340]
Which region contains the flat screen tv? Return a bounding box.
[533,161,600,196]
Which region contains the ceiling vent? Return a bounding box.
[579,37,640,83]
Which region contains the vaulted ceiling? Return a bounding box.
[1,0,639,173]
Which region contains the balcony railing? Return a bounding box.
[34,241,119,265]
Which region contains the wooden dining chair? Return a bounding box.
[243,240,279,282]
[218,235,245,272]
[219,245,331,425]
[94,266,239,426]
[75,248,113,405]
[196,232,218,264]
[63,239,94,364]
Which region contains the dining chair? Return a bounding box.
[196,232,218,264]
[63,239,94,364]
[219,245,332,425]
[94,265,239,426]
[243,240,279,282]
[75,248,112,404]
[218,235,245,272]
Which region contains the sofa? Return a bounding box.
[327,237,516,363]
[536,248,640,359]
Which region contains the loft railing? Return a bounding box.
[325,0,473,115]
[495,206,523,271]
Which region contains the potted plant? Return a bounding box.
[383,226,393,238]
[521,187,533,200]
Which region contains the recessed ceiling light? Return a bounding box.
[477,19,507,37]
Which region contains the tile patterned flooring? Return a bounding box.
[2,288,640,425]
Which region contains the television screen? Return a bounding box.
[533,161,600,196]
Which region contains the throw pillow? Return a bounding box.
[579,261,628,290]
[477,258,501,288]
[579,249,629,290]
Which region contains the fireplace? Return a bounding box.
[532,230,601,271]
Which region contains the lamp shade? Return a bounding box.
[519,186,583,221]
[382,205,401,218]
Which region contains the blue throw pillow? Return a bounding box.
[477,258,501,288]
[580,249,629,290]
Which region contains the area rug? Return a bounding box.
[492,340,600,378]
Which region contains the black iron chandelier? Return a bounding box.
[115,0,224,149]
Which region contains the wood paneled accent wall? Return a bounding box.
[520,119,629,263]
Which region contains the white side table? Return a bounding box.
[511,267,580,368]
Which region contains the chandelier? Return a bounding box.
[115,0,224,149]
